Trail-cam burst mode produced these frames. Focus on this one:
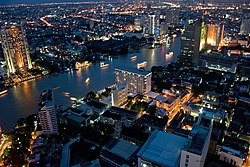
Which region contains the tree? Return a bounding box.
[146,105,157,116]
[86,91,97,101]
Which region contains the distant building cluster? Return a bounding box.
[1,1,250,167]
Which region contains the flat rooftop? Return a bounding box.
[115,66,152,76]
[137,130,187,167]
[155,94,177,105]
[109,106,138,118]
[184,124,210,155]
[110,140,139,160]
[87,100,107,110]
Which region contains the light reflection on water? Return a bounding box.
[0,37,181,131]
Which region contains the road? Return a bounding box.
[243,149,250,167]
[0,138,10,166]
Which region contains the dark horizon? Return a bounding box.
[0,0,117,5]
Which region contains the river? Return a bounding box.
[0,37,181,131]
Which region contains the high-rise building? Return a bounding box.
[0,25,32,74]
[240,19,250,35]
[206,24,224,47]
[165,9,179,25]
[149,15,156,35]
[143,14,160,36]
[180,114,213,167]
[38,89,58,135]
[115,67,152,95]
[111,84,128,107]
[134,18,142,31]
[180,19,206,65]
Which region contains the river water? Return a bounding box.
[0,37,180,131]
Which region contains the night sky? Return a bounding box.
[0,0,114,5]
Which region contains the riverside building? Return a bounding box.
[38,89,58,134]
[0,25,32,74]
[114,67,152,95]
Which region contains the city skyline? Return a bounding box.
[0,1,249,166]
[0,0,116,5]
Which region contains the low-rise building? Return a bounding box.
[137,114,168,132]
[100,106,139,126]
[155,90,180,114]
[199,52,238,73]
[59,102,97,127]
[219,146,246,167]
[100,139,139,167]
[137,130,187,167]
[184,103,226,123]
[87,100,109,114]
[121,126,150,146]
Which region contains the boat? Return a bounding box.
[70,97,77,101]
[85,77,90,84]
[172,34,177,38]
[100,62,109,68]
[165,52,174,58]
[63,92,70,97]
[131,55,137,60]
[0,89,8,96]
[52,86,60,90]
[137,61,148,69]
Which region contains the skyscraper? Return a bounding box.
[165,9,179,25]
[206,24,224,47]
[0,25,32,74]
[38,89,58,135]
[143,14,160,36]
[180,20,204,65]
[240,19,250,35]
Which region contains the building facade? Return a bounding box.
[111,84,128,107]
[206,24,224,47]
[143,14,160,36]
[137,130,187,167]
[180,116,213,167]
[115,67,152,94]
[180,21,204,65]
[38,89,58,134]
[134,18,142,31]
[0,25,32,74]
[240,19,250,35]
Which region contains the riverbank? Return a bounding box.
[0,36,181,132]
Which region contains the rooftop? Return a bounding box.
[121,126,150,143]
[155,94,177,105]
[102,139,139,166]
[115,66,152,76]
[87,100,107,110]
[110,140,139,160]
[70,103,93,116]
[137,114,168,129]
[184,124,210,155]
[137,130,187,167]
[60,138,78,167]
[109,106,138,119]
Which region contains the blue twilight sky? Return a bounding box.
[0,0,114,5]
